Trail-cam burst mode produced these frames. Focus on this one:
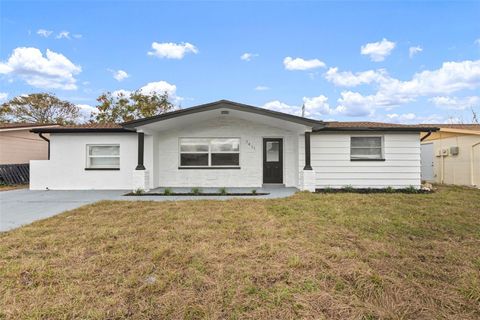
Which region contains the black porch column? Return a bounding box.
[136,132,146,170]
[304,132,312,170]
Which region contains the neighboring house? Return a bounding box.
[0,123,59,165]
[421,124,480,187]
[29,100,437,191]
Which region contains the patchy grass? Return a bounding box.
[1,185,479,319]
[0,184,27,192]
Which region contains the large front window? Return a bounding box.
[86,145,120,169]
[179,138,240,167]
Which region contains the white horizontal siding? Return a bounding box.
[310,132,421,189]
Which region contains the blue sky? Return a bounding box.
[1,1,479,123]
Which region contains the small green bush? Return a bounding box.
[163,187,173,195]
[251,189,257,195]
[385,186,395,193]
[191,187,202,195]
[133,188,144,195]
[405,185,418,193]
[219,187,227,195]
[323,186,333,193]
[342,185,354,192]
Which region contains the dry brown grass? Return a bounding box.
[0,184,27,192]
[1,185,479,319]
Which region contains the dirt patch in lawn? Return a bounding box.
[1,185,479,319]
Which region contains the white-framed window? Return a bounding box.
[86,144,120,169]
[179,138,240,167]
[350,136,384,160]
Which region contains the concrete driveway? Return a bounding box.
[0,187,297,232]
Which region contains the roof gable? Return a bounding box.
[122,100,324,129]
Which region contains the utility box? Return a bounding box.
[450,146,459,156]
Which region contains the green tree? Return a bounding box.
[0,93,79,124]
[93,90,174,123]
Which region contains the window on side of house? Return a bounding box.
[86,144,120,169]
[179,138,240,167]
[350,136,383,160]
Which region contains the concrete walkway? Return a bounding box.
[0,187,297,232]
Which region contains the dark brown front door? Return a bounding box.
[263,138,283,184]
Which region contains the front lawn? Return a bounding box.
[1,185,479,319]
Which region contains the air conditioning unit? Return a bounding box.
[450,146,459,156]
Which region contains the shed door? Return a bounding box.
[263,138,283,184]
[421,143,434,182]
[473,144,480,187]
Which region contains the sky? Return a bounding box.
[1,1,479,124]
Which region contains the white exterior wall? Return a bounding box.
[309,132,421,189]
[30,133,138,190]
[155,117,299,188]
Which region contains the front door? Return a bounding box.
[263,138,283,184]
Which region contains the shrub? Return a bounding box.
[163,187,173,195]
[385,186,394,193]
[405,185,418,193]
[191,187,202,195]
[219,187,227,195]
[251,189,257,195]
[324,186,333,193]
[342,185,354,192]
[133,188,144,195]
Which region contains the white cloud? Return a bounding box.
[302,95,332,117]
[283,57,326,71]
[139,81,176,96]
[262,95,332,119]
[112,69,129,81]
[409,46,423,58]
[475,38,480,46]
[254,85,269,91]
[326,60,480,117]
[335,91,378,117]
[112,80,181,104]
[111,89,131,98]
[262,100,301,116]
[382,112,450,124]
[73,34,82,39]
[37,29,53,37]
[381,60,480,98]
[325,67,388,87]
[0,92,8,100]
[148,42,198,59]
[360,38,396,62]
[77,104,98,123]
[241,53,258,61]
[56,31,70,39]
[429,96,480,110]
[0,47,81,90]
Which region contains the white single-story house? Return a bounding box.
[30,100,437,191]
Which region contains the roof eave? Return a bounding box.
[314,127,439,132]
[30,128,134,133]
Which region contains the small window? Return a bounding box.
[179,138,240,167]
[265,141,280,162]
[350,137,383,160]
[86,145,120,169]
